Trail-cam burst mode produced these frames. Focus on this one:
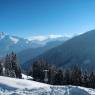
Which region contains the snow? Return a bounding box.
[0,76,95,95]
[22,73,33,80]
[0,32,7,40]
[0,32,19,44]
[0,76,49,89]
[10,36,19,44]
[27,33,84,42]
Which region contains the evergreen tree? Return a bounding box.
[30,60,95,88]
[64,69,71,85]
[48,65,57,84]
[0,61,3,75]
[11,52,22,78]
[32,59,47,82]
[4,52,22,78]
[89,72,95,88]
[82,71,89,87]
[71,64,82,85]
[54,70,64,85]
[5,54,12,77]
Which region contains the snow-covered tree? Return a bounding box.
[4,52,22,78]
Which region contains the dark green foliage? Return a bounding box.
[71,64,82,85]
[0,62,3,75]
[31,59,58,84]
[64,69,71,85]
[82,71,89,87]
[54,70,64,85]
[32,59,48,82]
[88,72,95,88]
[30,59,95,88]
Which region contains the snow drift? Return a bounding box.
[0,76,95,95]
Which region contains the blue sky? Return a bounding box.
[0,0,95,38]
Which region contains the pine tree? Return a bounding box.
[32,59,47,82]
[4,52,22,78]
[71,64,82,85]
[5,54,12,77]
[11,52,22,78]
[89,72,95,88]
[0,61,3,75]
[48,65,57,84]
[82,71,89,87]
[54,70,64,85]
[64,69,71,85]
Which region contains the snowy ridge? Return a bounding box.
[9,36,19,44]
[0,32,7,40]
[0,76,95,95]
[0,32,73,58]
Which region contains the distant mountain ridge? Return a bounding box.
[0,32,32,57]
[26,30,95,72]
[0,32,72,57]
[0,32,74,68]
[18,40,66,69]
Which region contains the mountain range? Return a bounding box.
[26,30,95,72]
[0,32,72,68]
[18,39,66,68]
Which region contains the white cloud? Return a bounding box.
[48,35,63,39]
[28,35,48,41]
[28,35,64,41]
[27,33,84,41]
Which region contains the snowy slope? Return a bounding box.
[0,76,95,95]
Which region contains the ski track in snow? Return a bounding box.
[0,76,95,95]
[0,86,95,95]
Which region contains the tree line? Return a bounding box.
[29,59,95,89]
[0,52,95,89]
[0,52,22,78]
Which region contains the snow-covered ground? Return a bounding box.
[22,74,33,80]
[0,76,95,95]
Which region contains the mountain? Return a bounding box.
[0,32,73,69]
[27,30,95,72]
[0,76,95,95]
[18,40,66,70]
[0,32,32,57]
[0,32,71,58]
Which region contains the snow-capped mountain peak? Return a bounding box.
[0,32,20,44]
[0,32,7,40]
[0,33,77,57]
